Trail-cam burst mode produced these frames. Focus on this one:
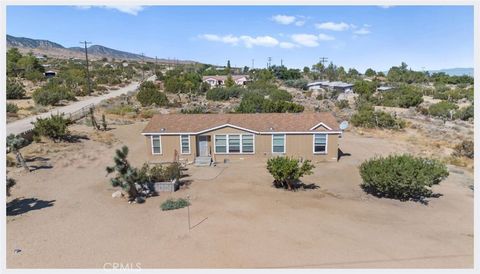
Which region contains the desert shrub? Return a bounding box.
[7,78,26,99]
[268,89,292,102]
[428,101,458,119]
[351,107,405,129]
[32,114,72,142]
[206,86,243,101]
[136,81,169,107]
[433,87,473,102]
[7,155,16,167]
[141,162,182,182]
[161,198,190,211]
[360,154,449,202]
[181,106,210,114]
[452,140,473,159]
[139,108,157,119]
[455,105,473,121]
[32,81,76,106]
[353,80,377,96]
[377,85,423,108]
[283,79,308,90]
[7,177,16,196]
[237,92,304,113]
[335,100,350,109]
[7,103,19,114]
[266,156,315,191]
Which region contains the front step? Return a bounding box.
[194,156,212,166]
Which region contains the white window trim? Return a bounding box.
[214,134,256,155]
[180,135,191,155]
[271,134,286,154]
[313,133,328,154]
[150,135,162,155]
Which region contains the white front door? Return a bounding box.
[198,136,209,156]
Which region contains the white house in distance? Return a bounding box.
[202,75,249,87]
[307,81,354,93]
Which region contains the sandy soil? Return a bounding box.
[6,122,473,269]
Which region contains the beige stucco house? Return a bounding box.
[142,113,342,164]
[202,75,249,87]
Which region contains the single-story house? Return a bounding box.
[202,75,249,87]
[307,81,354,93]
[142,113,342,164]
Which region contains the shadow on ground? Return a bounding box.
[7,198,56,216]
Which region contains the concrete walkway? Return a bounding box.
[7,79,147,135]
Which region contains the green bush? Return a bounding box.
[283,79,308,90]
[136,81,169,107]
[268,89,292,102]
[7,78,26,99]
[360,154,449,202]
[142,162,183,182]
[237,92,304,113]
[350,107,405,129]
[161,198,190,211]
[266,156,315,190]
[7,103,19,114]
[206,86,243,101]
[32,80,76,106]
[378,85,423,108]
[106,105,137,116]
[428,101,458,119]
[452,140,473,159]
[335,100,350,109]
[32,114,72,142]
[455,105,473,121]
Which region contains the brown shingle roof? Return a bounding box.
[142,113,340,134]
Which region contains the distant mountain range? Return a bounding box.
[427,68,473,77]
[7,35,196,64]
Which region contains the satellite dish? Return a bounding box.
[339,121,349,130]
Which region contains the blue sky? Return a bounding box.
[6,5,474,72]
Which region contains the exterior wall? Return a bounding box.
[145,126,339,163]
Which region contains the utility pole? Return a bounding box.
[140,52,145,82]
[280,59,283,67]
[80,41,92,94]
[318,56,328,80]
[267,57,272,69]
[252,59,254,69]
[155,56,158,77]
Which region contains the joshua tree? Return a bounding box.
[106,146,147,201]
[89,107,100,130]
[6,134,29,172]
[101,114,108,131]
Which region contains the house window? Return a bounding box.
[151,135,161,154]
[272,134,286,153]
[228,135,240,153]
[180,135,190,154]
[314,134,327,153]
[215,135,227,153]
[242,134,254,153]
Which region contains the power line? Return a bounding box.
[80,41,92,94]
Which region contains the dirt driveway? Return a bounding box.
[6,123,473,268]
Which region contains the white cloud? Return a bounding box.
[279,42,297,49]
[315,21,351,31]
[271,15,296,25]
[379,5,394,9]
[240,35,279,48]
[354,28,371,35]
[199,34,239,45]
[318,33,335,41]
[291,34,319,47]
[75,5,144,15]
[294,20,306,26]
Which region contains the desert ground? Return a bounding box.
[6,122,473,268]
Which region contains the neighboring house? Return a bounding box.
[307,81,354,93]
[377,86,394,92]
[202,75,249,87]
[142,113,342,164]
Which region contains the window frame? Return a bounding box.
[180,135,191,155]
[151,135,162,155]
[313,133,328,154]
[214,134,256,154]
[271,134,286,154]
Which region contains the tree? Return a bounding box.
[136,81,169,107]
[32,114,72,142]
[266,156,315,190]
[226,60,231,74]
[364,68,376,77]
[7,78,26,99]
[7,48,22,76]
[303,66,310,74]
[225,74,235,87]
[106,146,148,201]
[7,134,30,172]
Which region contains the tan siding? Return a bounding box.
[145,126,339,164]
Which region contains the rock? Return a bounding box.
[111,190,124,198]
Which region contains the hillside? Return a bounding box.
[7,34,196,64]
